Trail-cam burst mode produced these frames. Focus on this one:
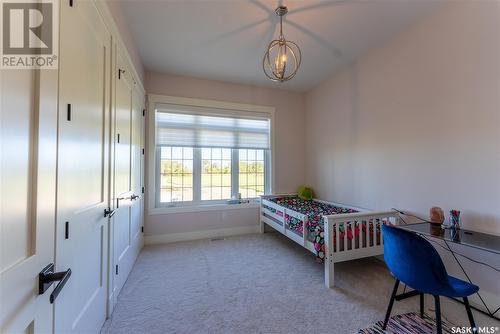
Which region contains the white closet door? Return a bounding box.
[55,0,111,332]
[112,52,134,301]
[130,86,145,251]
[0,69,58,333]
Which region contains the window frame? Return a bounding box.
[148,94,275,215]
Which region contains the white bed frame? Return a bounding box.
[260,194,399,288]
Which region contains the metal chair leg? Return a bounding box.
[434,295,442,334]
[420,293,424,318]
[463,297,477,333]
[383,279,400,330]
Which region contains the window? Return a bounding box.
[201,148,232,201]
[159,147,193,203]
[153,99,272,208]
[238,149,265,199]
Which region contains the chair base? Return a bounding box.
[434,295,442,334]
[420,293,424,318]
[382,279,400,330]
[383,280,477,334]
[463,296,477,334]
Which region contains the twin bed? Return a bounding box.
[259,194,399,288]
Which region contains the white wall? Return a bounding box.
[144,72,306,240]
[305,1,499,310]
[105,0,145,82]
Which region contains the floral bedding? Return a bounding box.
[268,196,381,262]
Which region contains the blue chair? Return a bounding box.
[381,224,479,334]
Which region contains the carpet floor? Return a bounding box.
[101,232,498,334]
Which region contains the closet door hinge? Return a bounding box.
[69,0,73,7]
[142,109,145,117]
[141,226,144,233]
[141,186,145,194]
[117,133,120,143]
[142,148,144,155]
[115,265,118,275]
[118,69,125,80]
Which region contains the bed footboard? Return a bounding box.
[260,197,285,234]
[323,210,400,288]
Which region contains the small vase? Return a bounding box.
[449,210,461,229]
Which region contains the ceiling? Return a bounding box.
[120,0,441,92]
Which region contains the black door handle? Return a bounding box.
[130,194,139,201]
[39,264,72,303]
[104,207,115,218]
[49,269,71,303]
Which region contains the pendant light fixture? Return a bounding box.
[263,6,301,82]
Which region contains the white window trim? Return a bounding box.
[147,94,275,215]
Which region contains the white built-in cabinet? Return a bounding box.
[108,43,145,315]
[55,0,111,332]
[1,56,58,334]
[0,1,145,333]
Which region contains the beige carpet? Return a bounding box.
[101,232,493,334]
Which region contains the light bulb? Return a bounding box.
[274,45,287,77]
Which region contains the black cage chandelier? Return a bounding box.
[263,6,302,82]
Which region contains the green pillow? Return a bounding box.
[298,186,313,200]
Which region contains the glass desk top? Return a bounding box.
[397,223,500,255]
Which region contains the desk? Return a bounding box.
[398,223,500,255]
[394,223,500,321]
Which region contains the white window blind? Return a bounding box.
[156,103,270,150]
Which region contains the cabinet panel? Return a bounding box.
[55,1,111,333]
[114,56,132,197]
[0,65,57,334]
[112,50,134,301]
[131,88,144,240]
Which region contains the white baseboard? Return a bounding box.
[144,225,261,245]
